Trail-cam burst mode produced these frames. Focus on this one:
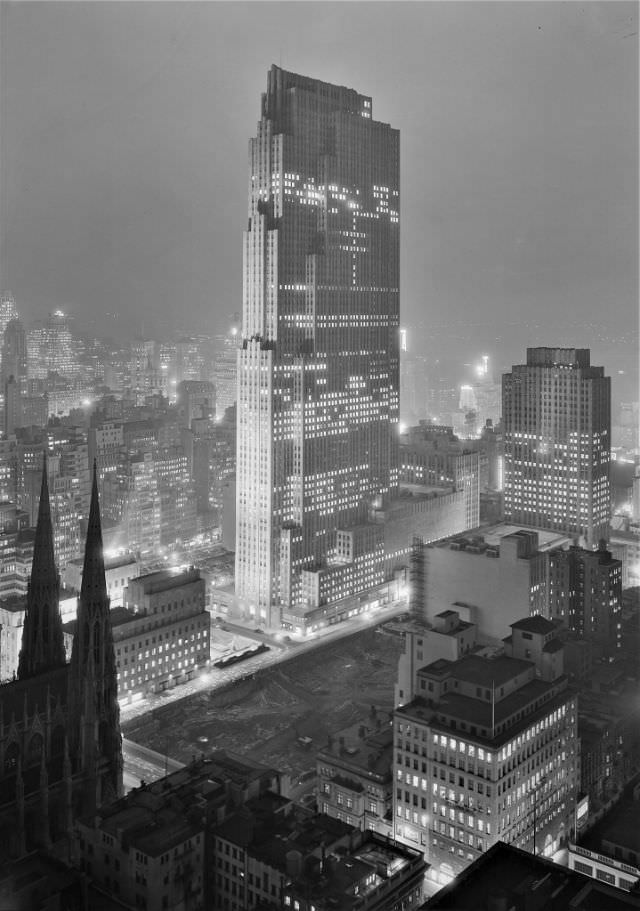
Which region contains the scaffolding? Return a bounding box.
[409,535,426,624]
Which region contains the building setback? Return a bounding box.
[236,65,400,628]
[502,348,610,547]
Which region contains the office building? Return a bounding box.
[503,348,610,547]
[400,423,480,530]
[1,318,28,391]
[176,335,214,385]
[0,292,19,343]
[177,379,215,428]
[236,66,400,628]
[110,567,209,699]
[393,613,578,887]
[547,542,622,655]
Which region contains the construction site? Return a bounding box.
[122,625,404,787]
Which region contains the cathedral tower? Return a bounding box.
[17,453,65,679]
[68,462,123,811]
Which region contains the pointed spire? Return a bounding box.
[80,460,108,604]
[31,451,57,586]
[17,450,65,679]
[69,461,123,809]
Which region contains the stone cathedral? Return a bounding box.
[0,458,123,860]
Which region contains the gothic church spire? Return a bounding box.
[68,462,123,809]
[17,452,65,679]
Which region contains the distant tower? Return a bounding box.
[1,318,28,390]
[17,455,66,679]
[68,464,123,811]
[0,292,19,339]
[502,348,611,547]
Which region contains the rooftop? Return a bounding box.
[399,680,573,748]
[316,720,393,780]
[511,616,557,635]
[422,841,640,910]
[579,779,640,857]
[129,567,201,593]
[419,653,533,690]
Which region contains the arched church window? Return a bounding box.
[27,733,44,766]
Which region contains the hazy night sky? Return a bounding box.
[0,1,637,386]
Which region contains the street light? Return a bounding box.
[533,774,548,856]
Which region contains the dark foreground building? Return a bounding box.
[422,840,640,910]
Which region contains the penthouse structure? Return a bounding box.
[393,614,578,888]
[502,348,610,547]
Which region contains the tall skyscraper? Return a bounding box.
[236,66,400,627]
[503,348,610,547]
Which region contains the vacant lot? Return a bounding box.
[123,628,403,782]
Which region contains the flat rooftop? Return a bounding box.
[419,653,533,689]
[316,720,393,780]
[399,680,572,748]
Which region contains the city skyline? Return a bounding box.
[0,2,637,389]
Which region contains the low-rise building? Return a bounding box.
[75,751,281,911]
[213,793,426,911]
[316,719,393,836]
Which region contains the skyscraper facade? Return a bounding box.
[236,66,400,627]
[503,348,610,547]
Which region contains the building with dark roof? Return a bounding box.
[213,792,426,910]
[568,776,640,892]
[316,718,394,836]
[75,750,281,911]
[422,840,640,910]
